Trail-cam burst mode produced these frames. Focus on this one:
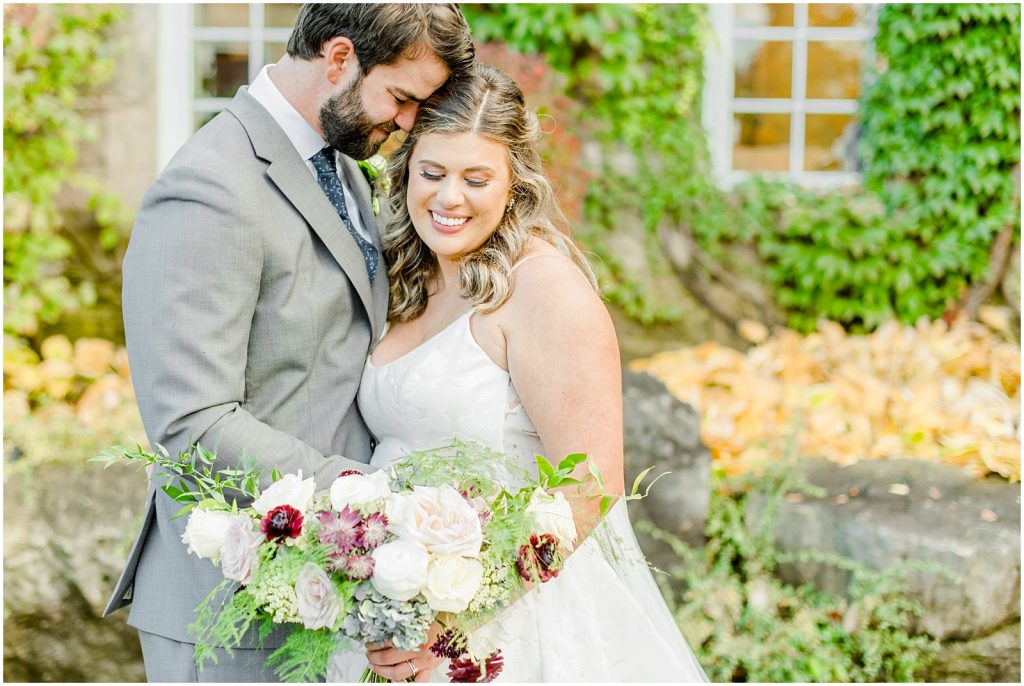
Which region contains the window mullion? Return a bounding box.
[790,3,809,175]
[249,3,264,83]
[705,4,733,185]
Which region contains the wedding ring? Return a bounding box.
[407,660,419,678]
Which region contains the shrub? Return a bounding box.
[639,461,941,682]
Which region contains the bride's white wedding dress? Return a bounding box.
[328,308,708,682]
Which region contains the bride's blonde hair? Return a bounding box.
[383,63,597,323]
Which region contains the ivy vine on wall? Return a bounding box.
[466,3,1021,333]
[465,3,721,324]
[858,3,1021,322]
[3,4,130,343]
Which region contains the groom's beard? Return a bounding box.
[319,75,397,161]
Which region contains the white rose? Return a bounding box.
[295,562,341,630]
[422,554,484,613]
[181,508,235,561]
[388,485,483,557]
[330,470,392,511]
[370,539,429,601]
[252,471,316,516]
[526,488,578,551]
[220,515,264,585]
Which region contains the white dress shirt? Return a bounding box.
[247,64,373,242]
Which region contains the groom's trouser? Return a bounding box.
[138,631,285,682]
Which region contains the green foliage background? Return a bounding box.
[734,3,1022,332]
[466,3,1021,332]
[2,4,1019,344]
[858,3,1021,324]
[3,4,131,343]
[465,3,722,324]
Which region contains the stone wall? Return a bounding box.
[3,462,147,682]
[76,4,160,211]
[746,457,1021,681]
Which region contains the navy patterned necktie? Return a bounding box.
[310,147,378,282]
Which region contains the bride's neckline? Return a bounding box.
[367,310,472,369]
[367,251,552,370]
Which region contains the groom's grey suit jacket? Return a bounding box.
[104,87,390,647]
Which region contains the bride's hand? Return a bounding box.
[365,622,444,682]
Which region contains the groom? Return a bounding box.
[104,4,473,681]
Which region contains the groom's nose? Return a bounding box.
[394,102,419,132]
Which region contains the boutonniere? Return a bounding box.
[358,155,389,216]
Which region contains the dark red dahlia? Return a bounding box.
[447,650,503,683]
[317,507,362,555]
[261,505,303,541]
[345,553,375,580]
[516,533,564,583]
[360,511,389,549]
[430,627,468,660]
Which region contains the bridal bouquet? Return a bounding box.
[98,440,636,682]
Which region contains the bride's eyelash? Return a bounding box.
[418,170,489,188]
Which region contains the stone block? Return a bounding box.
[3,461,148,681]
[748,458,1021,641]
[622,369,711,546]
[925,621,1021,683]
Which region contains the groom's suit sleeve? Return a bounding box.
[122,163,373,491]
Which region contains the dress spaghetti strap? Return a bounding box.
[509,252,547,273]
[510,249,592,285]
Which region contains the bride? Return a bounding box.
[331,63,707,682]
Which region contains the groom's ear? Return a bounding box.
[323,36,359,85]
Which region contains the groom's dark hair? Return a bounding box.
[286,3,474,78]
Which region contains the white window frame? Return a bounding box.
[704,3,877,189]
[157,3,293,172]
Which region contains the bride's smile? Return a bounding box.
[429,210,469,233]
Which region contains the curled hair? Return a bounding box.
[286,3,473,79]
[384,64,598,323]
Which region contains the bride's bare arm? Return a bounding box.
[501,251,625,534]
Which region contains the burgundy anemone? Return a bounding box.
[260,505,303,541]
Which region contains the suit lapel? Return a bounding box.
[227,90,378,341]
[341,155,390,337]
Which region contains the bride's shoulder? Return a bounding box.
[502,240,608,328]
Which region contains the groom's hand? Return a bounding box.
[366,622,445,682]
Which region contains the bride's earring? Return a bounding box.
[506,196,516,213]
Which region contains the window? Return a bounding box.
[157,3,301,170]
[704,3,877,188]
